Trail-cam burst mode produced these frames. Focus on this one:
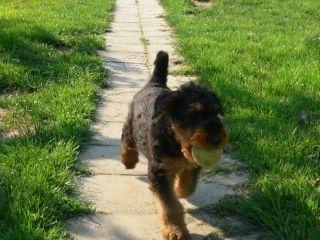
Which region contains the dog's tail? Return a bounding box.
[150,51,169,85]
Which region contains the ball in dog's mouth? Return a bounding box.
[191,147,222,167]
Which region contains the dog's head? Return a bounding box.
[154,82,227,163]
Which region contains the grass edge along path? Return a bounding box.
[0,0,115,239]
[161,0,320,239]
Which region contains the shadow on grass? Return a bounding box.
[0,18,102,92]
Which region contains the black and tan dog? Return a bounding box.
[121,51,227,240]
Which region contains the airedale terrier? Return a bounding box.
[121,51,227,240]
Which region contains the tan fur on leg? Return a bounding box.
[174,169,198,199]
[154,193,190,240]
[120,144,139,169]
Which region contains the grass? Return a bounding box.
[0,0,114,239]
[161,0,320,239]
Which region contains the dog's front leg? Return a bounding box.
[174,167,201,199]
[148,164,190,240]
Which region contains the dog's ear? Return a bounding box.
[152,91,179,119]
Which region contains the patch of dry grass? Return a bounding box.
[192,0,214,8]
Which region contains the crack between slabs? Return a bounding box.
[136,0,151,76]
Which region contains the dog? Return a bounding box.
[121,51,227,240]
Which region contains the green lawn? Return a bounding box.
[0,0,114,239]
[161,0,320,239]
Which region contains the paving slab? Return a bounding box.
[110,30,171,37]
[67,214,161,240]
[76,174,156,214]
[147,36,175,45]
[90,122,123,146]
[113,15,140,21]
[101,92,135,104]
[181,173,247,210]
[79,145,148,174]
[147,37,175,46]
[139,12,164,17]
[68,213,220,240]
[104,61,148,74]
[111,21,141,27]
[106,35,141,44]
[107,73,147,89]
[105,43,145,52]
[67,213,217,240]
[141,21,169,29]
[104,53,146,66]
[101,87,140,102]
[107,30,141,37]
[95,102,129,122]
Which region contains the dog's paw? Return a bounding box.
[121,145,139,169]
[123,162,137,169]
[162,224,190,240]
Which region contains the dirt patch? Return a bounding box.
[0,107,20,138]
[192,0,214,8]
[0,108,10,137]
[55,45,71,52]
[1,130,19,139]
[0,89,21,97]
[0,108,7,119]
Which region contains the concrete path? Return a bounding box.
[67,0,259,239]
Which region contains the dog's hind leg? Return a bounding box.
[121,108,139,169]
[174,167,201,199]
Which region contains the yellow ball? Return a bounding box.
[191,147,222,168]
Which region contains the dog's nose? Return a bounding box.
[211,135,220,146]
